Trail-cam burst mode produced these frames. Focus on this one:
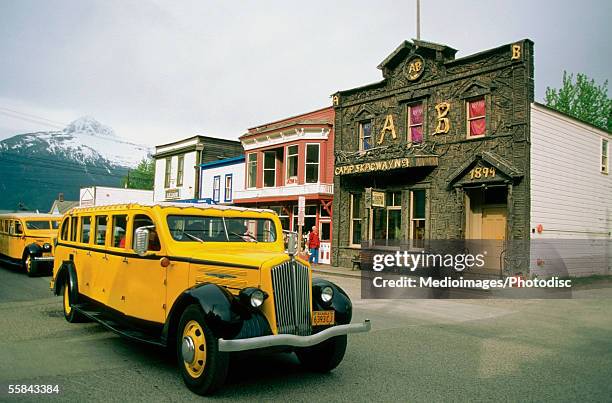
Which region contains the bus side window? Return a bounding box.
[60,218,70,241]
[15,221,23,235]
[95,216,108,246]
[80,216,91,244]
[70,217,78,242]
[112,215,128,248]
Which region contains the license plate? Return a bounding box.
[312,310,335,326]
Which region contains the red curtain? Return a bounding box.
[469,99,485,118]
[470,118,486,136]
[410,104,423,125]
[411,127,423,143]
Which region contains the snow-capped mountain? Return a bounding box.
[0,116,151,168]
[0,117,153,211]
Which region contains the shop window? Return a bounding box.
[164,157,172,188]
[373,191,402,242]
[263,151,276,187]
[213,176,221,202]
[177,155,184,186]
[95,216,107,246]
[80,216,91,244]
[224,174,233,202]
[410,190,426,240]
[602,139,609,174]
[350,193,362,247]
[270,206,290,230]
[293,205,317,233]
[359,121,372,151]
[286,145,298,184]
[247,153,257,188]
[467,97,486,138]
[319,204,330,218]
[408,103,424,144]
[320,221,331,242]
[305,144,319,183]
[112,215,128,248]
[70,217,78,242]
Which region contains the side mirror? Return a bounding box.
[134,227,150,256]
[285,231,298,257]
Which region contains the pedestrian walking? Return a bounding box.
[308,226,320,265]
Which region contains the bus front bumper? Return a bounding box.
[218,319,371,352]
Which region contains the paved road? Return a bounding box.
[0,263,611,402]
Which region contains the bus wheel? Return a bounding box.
[23,254,36,277]
[62,281,85,323]
[177,305,228,395]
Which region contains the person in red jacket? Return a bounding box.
[307,226,320,265]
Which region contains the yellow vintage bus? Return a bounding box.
[51,203,369,395]
[0,212,61,276]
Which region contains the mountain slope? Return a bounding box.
[0,117,152,211]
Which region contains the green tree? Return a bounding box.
[122,158,155,190]
[545,71,612,132]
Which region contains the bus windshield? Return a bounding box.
[26,220,52,230]
[167,215,277,243]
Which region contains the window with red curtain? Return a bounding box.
[467,98,486,137]
[408,103,423,143]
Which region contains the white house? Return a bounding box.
[530,102,611,277]
[199,156,245,204]
[79,186,153,207]
[153,136,243,202]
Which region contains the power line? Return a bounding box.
[0,153,153,181]
[0,110,65,131]
[0,107,67,127]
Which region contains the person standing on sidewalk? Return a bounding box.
[308,226,320,265]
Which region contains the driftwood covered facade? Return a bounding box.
[331,39,534,268]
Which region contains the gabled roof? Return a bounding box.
[446,152,523,189]
[49,200,79,215]
[377,39,457,70]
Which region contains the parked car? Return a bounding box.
[51,203,370,395]
[0,212,61,276]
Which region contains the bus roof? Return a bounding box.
[66,202,275,215]
[0,212,62,219]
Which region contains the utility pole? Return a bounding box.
[416,0,421,40]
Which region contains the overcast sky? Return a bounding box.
[0,0,610,145]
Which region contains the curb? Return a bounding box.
[311,267,361,279]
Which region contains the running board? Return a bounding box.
[72,304,165,347]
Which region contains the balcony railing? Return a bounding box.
[234,183,333,200]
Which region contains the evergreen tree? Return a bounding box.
[122,158,155,190]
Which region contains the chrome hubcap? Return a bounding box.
[182,336,195,363]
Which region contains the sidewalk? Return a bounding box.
[311,264,361,279]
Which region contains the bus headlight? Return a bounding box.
[42,243,52,252]
[320,286,334,303]
[239,287,268,308]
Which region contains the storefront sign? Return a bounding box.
[371,191,386,208]
[469,166,496,180]
[405,56,425,81]
[377,114,397,145]
[335,157,413,175]
[297,196,305,226]
[433,102,450,134]
[511,43,521,60]
[165,188,180,200]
